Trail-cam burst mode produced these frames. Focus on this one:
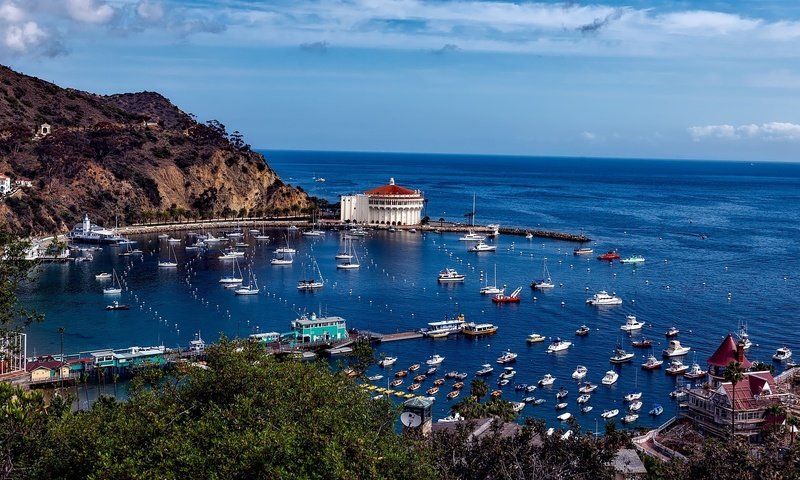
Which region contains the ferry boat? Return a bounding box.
[492,287,522,303]
[468,241,497,252]
[527,332,546,343]
[571,365,588,380]
[573,247,594,255]
[665,360,689,376]
[496,350,518,364]
[663,339,691,357]
[575,325,590,336]
[620,255,645,264]
[641,354,664,370]
[476,364,494,376]
[597,251,620,261]
[601,370,619,385]
[422,314,466,337]
[610,345,635,364]
[586,291,623,306]
[68,214,123,244]
[437,268,465,283]
[546,337,572,353]
[462,322,498,336]
[620,314,645,332]
[774,346,793,362]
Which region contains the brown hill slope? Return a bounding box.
[0,65,311,235]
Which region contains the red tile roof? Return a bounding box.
[707,334,751,368]
[720,371,776,410]
[26,360,62,372]
[365,184,417,196]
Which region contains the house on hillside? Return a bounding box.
[0,175,10,194]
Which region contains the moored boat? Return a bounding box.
[462,322,498,336]
[379,356,398,367]
[579,382,598,394]
[663,339,691,357]
[527,332,546,343]
[438,268,465,282]
[620,255,645,264]
[610,344,635,364]
[665,359,689,376]
[492,287,522,303]
[468,241,497,252]
[575,325,590,336]
[601,409,619,419]
[586,291,623,306]
[571,365,588,380]
[683,362,707,379]
[573,247,594,255]
[632,338,653,348]
[546,337,572,353]
[496,350,518,364]
[649,404,664,416]
[538,373,556,386]
[620,314,645,332]
[476,364,494,376]
[601,370,619,385]
[665,326,680,337]
[641,355,664,370]
[597,251,620,261]
[774,346,793,362]
[426,354,446,365]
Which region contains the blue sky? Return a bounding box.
[3,1,800,161]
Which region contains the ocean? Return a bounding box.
[18,150,800,429]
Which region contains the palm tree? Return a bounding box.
[470,378,488,400]
[788,415,799,445]
[724,360,745,437]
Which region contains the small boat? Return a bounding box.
[462,322,498,336]
[523,396,537,403]
[624,391,642,402]
[581,405,593,413]
[610,345,635,364]
[555,402,568,410]
[579,382,598,394]
[468,241,497,252]
[379,356,398,367]
[525,385,537,392]
[446,390,460,400]
[490,390,502,398]
[622,413,639,424]
[665,359,689,376]
[437,268,465,282]
[414,374,427,383]
[683,362,707,379]
[597,251,620,261]
[620,314,645,332]
[601,370,619,385]
[95,272,112,280]
[737,320,753,351]
[408,363,421,372]
[557,412,572,421]
[527,333,546,343]
[105,301,129,310]
[497,379,510,387]
[538,374,556,386]
[496,350,518,364]
[576,394,591,404]
[632,338,653,348]
[620,255,645,264]
[628,401,643,412]
[573,247,594,255]
[555,388,568,400]
[394,370,408,378]
[367,375,384,381]
[514,383,528,391]
[546,337,572,353]
[408,383,421,391]
[571,365,588,380]
[512,402,526,413]
[663,339,691,357]
[665,326,680,337]
[649,404,664,416]
[426,386,440,395]
[586,291,623,306]
[641,354,664,370]
[774,346,793,362]
[575,325,590,336]
[492,287,522,304]
[476,364,494,376]
[233,267,260,295]
[499,367,517,380]
[433,378,445,386]
[601,409,619,419]
[426,367,438,376]
[525,232,533,239]
[426,354,445,366]
[452,382,465,390]
[390,379,404,387]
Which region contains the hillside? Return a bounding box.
[0,65,311,235]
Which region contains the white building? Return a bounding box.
[340,178,424,226]
[0,176,11,194]
[0,332,26,377]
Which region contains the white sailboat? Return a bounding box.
[298,259,325,290]
[459,194,485,241]
[480,264,505,295]
[158,242,178,268]
[234,267,260,295]
[102,269,123,294]
[336,238,360,269]
[276,235,296,254]
[219,255,244,284]
[335,236,353,260]
[531,258,554,289]
[271,250,294,265]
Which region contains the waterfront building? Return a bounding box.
[88,345,167,370]
[249,332,281,344]
[68,214,122,244]
[340,178,424,226]
[289,312,349,343]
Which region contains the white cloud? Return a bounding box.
[581,131,598,141]
[689,122,800,141]
[65,0,114,24]
[0,2,24,23]
[136,1,164,22]
[3,21,46,52]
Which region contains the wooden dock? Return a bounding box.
[381,331,424,343]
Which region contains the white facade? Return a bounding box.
[0,332,26,377]
[0,176,10,194]
[340,178,424,226]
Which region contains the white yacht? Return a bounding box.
[577,394,591,404]
[601,370,619,385]
[586,291,622,306]
[499,367,517,380]
[663,339,691,357]
[571,365,588,380]
[468,241,496,252]
[459,232,486,242]
[379,356,398,367]
[620,314,645,332]
[546,337,572,353]
[437,268,465,282]
[538,374,556,386]
[610,345,635,364]
[496,350,518,364]
[774,346,793,362]
[476,364,494,376]
[601,409,619,419]
[426,354,445,366]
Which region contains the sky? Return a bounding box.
[3,1,800,162]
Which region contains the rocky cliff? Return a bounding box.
[0,65,311,235]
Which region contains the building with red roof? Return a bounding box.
[707,333,751,387]
[340,178,424,226]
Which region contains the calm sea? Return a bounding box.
[18,151,800,429]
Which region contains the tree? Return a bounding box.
[470,378,488,400]
[0,229,41,368]
[724,360,745,437]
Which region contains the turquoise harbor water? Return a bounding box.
[19,151,800,429]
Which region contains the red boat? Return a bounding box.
[631,338,652,348]
[492,287,522,304]
[597,251,620,261]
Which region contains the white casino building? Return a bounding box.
[340,178,424,226]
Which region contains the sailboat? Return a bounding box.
[298,259,325,290]
[271,250,294,265]
[103,269,123,294]
[275,235,296,254]
[480,264,505,295]
[302,211,325,237]
[459,194,485,241]
[234,267,260,295]
[254,225,270,241]
[336,239,360,269]
[158,242,178,268]
[117,239,142,257]
[530,258,554,289]
[335,236,353,260]
[219,255,244,284]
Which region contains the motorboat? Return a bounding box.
[620,314,645,332]
[105,301,129,311]
[426,354,445,366]
[737,321,753,350]
[586,291,622,306]
[437,268,465,283]
[665,360,689,376]
[546,337,572,353]
[523,396,537,403]
[490,390,502,398]
[367,375,384,381]
[683,362,707,380]
[579,382,598,394]
[499,367,517,380]
[468,241,497,252]
[538,374,556,386]
[525,385,537,392]
[527,333,546,343]
[665,326,680,337]
[774,346,793,362]
[555,402,568,411]
[408,364,421,372]
[571,365,588,380]
[425,367,437,376]
[446,390,460,400]
[663,340,691,357]
[581,405,593,413]
[459,231,486,242]
[492,287,522,303]
[407,383,421,392]
[514,383,528,391]
[632,338,653,348]
[511,402,526,413]
[434,378,445,386]
[379,356,398,367]
[620,255,645,264]
[462,322,498,336]
[95,272,112,280]
[577,394,591,404]
[425,386,440,395]
[496,350,518,364]
[649,404,664,416]
[641,355,664,370]
[498,379,510,387]
[414,374,427,383]
[573,247,594,255]
[530,258,555,289]
[597,251,620,261]
[610,345,635,364]
[629,401,643,412]
[525,232,533,239]
[575,325,590,336]
[476,364,494,376]
[601,371,619,385]
[555,388,568,400]
[601,409,619,419]
[622,413,639,424]
[624,391,642,402]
